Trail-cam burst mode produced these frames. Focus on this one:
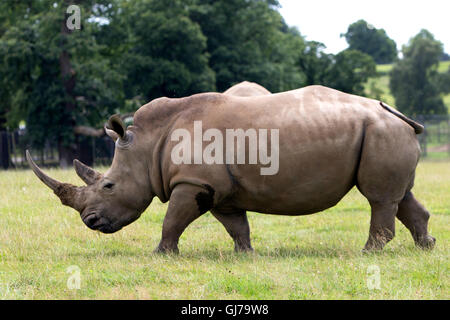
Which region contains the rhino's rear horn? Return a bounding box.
[73,159,102,185]
[26,150,83,211]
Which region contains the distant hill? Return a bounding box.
[364,61,450,112]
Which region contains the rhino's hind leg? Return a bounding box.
[356,122,421,251]
[364,201,398,251]
[155,184,212,254]
[211,209,253,252]
[396,191,435,249]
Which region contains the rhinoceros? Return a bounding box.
[224,81,271,97]
[27,85,436,253]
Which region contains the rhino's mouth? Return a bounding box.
[96,224,117,234]
[82,212,117,233]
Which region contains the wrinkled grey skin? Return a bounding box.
[28,85,435,253]
[223,81,271,97]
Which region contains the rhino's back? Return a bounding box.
[217,87,371,214]
[160,86,379,215]
[147,86,404,215]
[223,81,271,97]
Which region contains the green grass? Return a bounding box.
[0,161,449,299]
[375,61,449,75]
[365,74,395,106]
[376,64,393,75]
[438,60,450,73]
[444,94,450,113]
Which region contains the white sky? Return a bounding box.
[278,0,450,54]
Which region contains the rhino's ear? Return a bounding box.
[105,125,119,142]
[106,114,126,141]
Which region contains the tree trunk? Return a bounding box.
[58,140,77,168]
[0,131,10,170]
[77,136,94,166]
[58,4,77,168]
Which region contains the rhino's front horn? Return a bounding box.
[73,159,102,185]
[26,150,83,212]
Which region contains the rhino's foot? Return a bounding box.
[211,209,254,254]
[154,243,180,255]
[362,243,384,253]
[363,230,394,252]
[361,201,397,252]
[234,243,254,253]
[415,234,436,250]
[155,184,210,255]
[397,192,435,250]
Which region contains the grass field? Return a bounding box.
[0,160,448,300]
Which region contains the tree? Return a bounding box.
[390,29,447,116]
[325,49,376,95]
[190,0,305,92]
[0,1,123,167]
[0,0,386,169]
[438,67,450,94]
[297,42,376,95]
[297,41,332,86]
[342,19,397,64]
[112,0,216,101]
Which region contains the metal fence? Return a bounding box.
[0,114,449,170]
[416,115,450,158]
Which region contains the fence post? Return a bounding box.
[0,131,10,169]
[422,121,427,158]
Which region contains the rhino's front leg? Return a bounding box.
[155,183,213,254]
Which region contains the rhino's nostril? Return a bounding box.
[84,213,100,229]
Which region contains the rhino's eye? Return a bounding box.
[103,182,115,190]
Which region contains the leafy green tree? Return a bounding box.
[342,19,397,64]
[390,29,447,116]
[190,0,305,92]
[111,0,216,101]
[0,0,388,169]
[297,41,332,86]
[325,49,376,95]
[0,0,39,130]
[297,42,376,95]
[437,66,450,94]
[0,1,123,166]
[441,52,450,61]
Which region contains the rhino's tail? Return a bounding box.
[379,102,424,134]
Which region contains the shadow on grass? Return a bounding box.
[64,240,427,261]
[166,244,424,261]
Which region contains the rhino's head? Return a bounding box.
[27,115,153,233]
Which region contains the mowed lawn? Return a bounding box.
[0,160,448,299]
